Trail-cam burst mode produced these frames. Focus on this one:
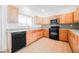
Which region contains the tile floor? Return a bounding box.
[16,37,72,53]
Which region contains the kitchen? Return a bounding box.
[0,5,79,53]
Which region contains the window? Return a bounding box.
[26,16,33,26]
[18,14,27,26]
[18,14,33,26]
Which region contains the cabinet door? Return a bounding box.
[68,31,79,53]
[72,39,79,53]
[26,31,33,45]
[60,15,65,24]
[68,31,73,45]
[34,16,50,25]
[29,30,39,44]
[59,29,68,41]
[65,13,73,24]
[34,16,43,24]
[59,13,73,24]
[42,18,50,25]
[26,30,43,45]
[37,30,41,39]
[69,32,76,52]
[40,30,43,37]
[8,5,18,23]
[74,8,79,22]
[36,30,43,39]
[32,31,38,42]
[71,34,79,53]
[43,29,49,37]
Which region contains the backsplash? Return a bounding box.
[60,24,79,29]
[42,25,50,29]
[60,24,73,28]
[42,24,79,29]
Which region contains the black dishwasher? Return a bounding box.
[11,31,26,53]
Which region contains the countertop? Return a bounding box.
[6,25,79,36]
[60,28,79,36]
[6,27,43,32]
[69,29,79,36]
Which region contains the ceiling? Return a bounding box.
[14,5,79,17]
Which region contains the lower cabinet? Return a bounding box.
[59,29,68,41]
[43,29,49,38]
[26,30,43,45]
[59,29,79,52]
[68,31,79,53]
[26,31,33,45]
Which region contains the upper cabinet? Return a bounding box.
[59,12,73,24]
[74,8,79,22]
[34,16,50,25]
[34,16,43,25]
[42,17,50,25]
[7,5,18,23]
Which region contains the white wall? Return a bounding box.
[0,5,42,51]
[1,5,8,51]
[0,6,2,51]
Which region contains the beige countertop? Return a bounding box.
[60,28,79,36]
[6,26,79,36]
[69,29,79,36]
[6,27,43,32]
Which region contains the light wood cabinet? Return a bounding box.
[42,18,50,25]
[68,31,79,53]
[34,16,50,25]
[59,29,68,41]
[74,8,79,22]
[38,30,43,38]
[34,16,43,24]
[8,5,18,23]
[43,29,49,38]
[59,13,73,24]
[27,30,37,45]
[26,31,33,45]
[26,30,43,45]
